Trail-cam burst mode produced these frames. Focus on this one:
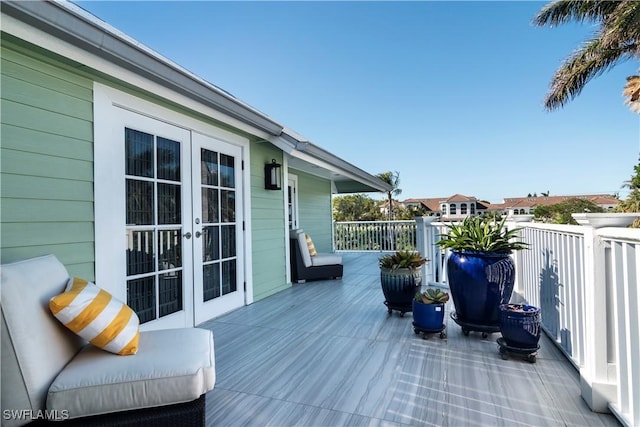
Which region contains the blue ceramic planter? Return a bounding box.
[380,268,421,308]
[412,300,445,330]
[499,304,541,348]
[447,250,515,327]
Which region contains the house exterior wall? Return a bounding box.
[1,37,95,278]
[1,35,292,304]
[296,171,333,252]
[250,143,288,301]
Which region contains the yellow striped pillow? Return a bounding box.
[305,234,318,256]
[49,277,140,355]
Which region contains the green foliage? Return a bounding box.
[617,158,640,226]
[395,205,429,220]
[415,288,450,304]
[533,198,604,224]
[379,250,427,270]
[332,194,383,221]
[436,216,528,253]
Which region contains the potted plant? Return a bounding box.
[498,303,541,349]
[413,288,449,338]
[436,216,528,336]
[379,250,427,316]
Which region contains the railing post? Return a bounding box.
[415,217,437,285]
[580,225,616,413]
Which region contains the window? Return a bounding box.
[470,203,476,214]
[441,204,447,214]
[450,204,457,215]
[461,204,468,215]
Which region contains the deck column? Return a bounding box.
[580,225,616,413]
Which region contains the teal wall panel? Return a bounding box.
[250,143,288,301]
[295,171,333,252]
[1,38,95,276]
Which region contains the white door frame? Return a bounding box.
[94,83,253,329]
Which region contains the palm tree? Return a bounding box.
[377,171,402,221]
[533,0,640,112]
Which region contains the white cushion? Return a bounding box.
[49,277,140,355]
[311,253,343,267]
[1,255,84,423]
[296,231,313,267]
[47,328,215,419]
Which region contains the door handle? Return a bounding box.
[195,231,202,238]
[183,232,192,239]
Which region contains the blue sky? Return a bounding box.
[77,1,639,203]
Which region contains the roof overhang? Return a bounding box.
[2,0,390,195]
[1,0,284,136]
[269,129,391,194]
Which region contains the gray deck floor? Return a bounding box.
[200,253,620,426]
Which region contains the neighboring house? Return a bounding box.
[402,193,620,219]
[0,1,390,329]
[402,195,491,220]
[501,194,619,215]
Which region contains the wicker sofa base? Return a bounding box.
[30,394,206,427]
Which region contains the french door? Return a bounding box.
[122,114,244,329]
[192,132,244,324]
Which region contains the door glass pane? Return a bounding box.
[127,277,156,324]
[220,154,234,188]
[203,263,220,302]
[203,226,219,262]
[201,149,218,186]
[159,271,182,317]
[125,128,184,324]
[221,225,235,259]
[126,128,154,178]
[157,137,180,182]
[202,188,219,223]
[158,229,182,269]
[158,183,181,225]
[126,180,154,225]
[222,260,236,295]
[220,190,235,223]
[126,230,155,275]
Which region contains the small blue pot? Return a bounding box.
[412,300,445,330]
[499,304,541,349]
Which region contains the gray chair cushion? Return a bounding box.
[47,328,215,419]
[295,230,313,267]
[311,254,343,267]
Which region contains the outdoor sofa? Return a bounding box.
[1,255,215,426]
[289,229,343,283]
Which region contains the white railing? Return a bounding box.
[333,220,417,252]
[413,218,639,427]
[336,217,640,426]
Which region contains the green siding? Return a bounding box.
[1,38,95,277]
[250,143,288,301]
[295,171,333,252]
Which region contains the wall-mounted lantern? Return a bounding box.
[264,159,282,190]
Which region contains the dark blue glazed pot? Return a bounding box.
[499,304,541,348]
[412,300,445,330]
[380,268,421,308]
[447,250,515,327]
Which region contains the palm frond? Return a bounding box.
[533,0,620,27]
[624,75,640,113]
[544,36,636,110]
[599,1,640,57]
